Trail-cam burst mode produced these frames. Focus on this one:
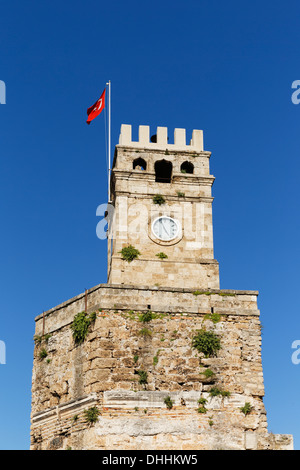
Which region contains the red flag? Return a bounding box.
[86,88,106,125]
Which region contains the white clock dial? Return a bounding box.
[152,216,179,241]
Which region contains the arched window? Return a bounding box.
[180,161,194,174]
[155,159,172,183]
[133,157,147,171]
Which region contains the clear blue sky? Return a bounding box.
[0,0,299,450]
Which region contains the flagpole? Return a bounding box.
[106,80,111,202]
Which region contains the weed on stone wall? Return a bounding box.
[164,396,174,410]
[137,369,148,385]
[192,330,221,358]
[83,407,100,424]
[119,245,141,262]
[240,402,253,416]
[152,194,166,205]
[71,311,97,344]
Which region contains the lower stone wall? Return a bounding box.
[30,284,293,450]
[108,257,220,290]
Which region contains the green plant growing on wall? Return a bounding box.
[138,311,154,323]
[138,327,152,337]
[153,350,160,366]
[39,348,48,360]
[164,396,174,410]
[209,387,230,398]
[34,333,52,345]
[83,406,100,424]
[204,313,221,324]
[192,290,211,296]
[137,370,148,385]
[198,397,207,406]
[156,252,168,259]
[197,406,207,414]
[218,292,236,297]
[201,368,214,379]
[34,335,42,345]
[192,330,221,358]
[133,354,139,364]
[71,311,96,345]
[240,402,253,416]
[197,397,208,414]
[177,191,185,197]
[119,245,141,262]
[89,311,97,322]
[152,194,165,205]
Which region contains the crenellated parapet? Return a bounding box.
[118,124,204,152]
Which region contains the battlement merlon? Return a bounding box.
[117,125,204,152]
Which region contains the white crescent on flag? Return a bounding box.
[86,88,106,125]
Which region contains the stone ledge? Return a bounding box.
[31,394,98,423]
[114,190,215,203]
[113,169,215,184]
[35,284,259,322]
[116,145,212,157]
[111,257,220,266]
[103,390,253,410]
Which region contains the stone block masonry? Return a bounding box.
[31,123,293,450]
[30,284,293,450]
[107,125,219,290]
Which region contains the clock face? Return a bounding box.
[152,216,179,241]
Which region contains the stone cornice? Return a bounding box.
[34,283,259,323]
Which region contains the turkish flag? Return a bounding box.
[86,88,106,125]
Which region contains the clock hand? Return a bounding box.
[161,220,170,237]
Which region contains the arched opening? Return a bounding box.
[155,159,172,183]
[133,157,147,171]
[180,161,194,174]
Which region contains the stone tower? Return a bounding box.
[30,124,293,450]
[107,125,219,290]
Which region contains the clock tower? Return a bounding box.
[107,124,219,290]
[30,121,293,451]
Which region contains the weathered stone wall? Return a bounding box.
[30,126,293,450]
[108,145,219,290]
[30,284,293,450]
